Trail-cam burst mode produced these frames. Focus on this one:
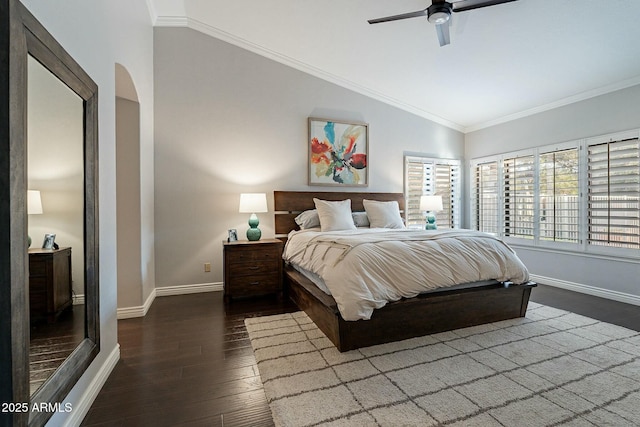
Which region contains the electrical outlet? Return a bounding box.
[204,262,211,272]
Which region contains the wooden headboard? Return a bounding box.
[274,191,405,238]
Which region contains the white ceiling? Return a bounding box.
[148,0,640,132]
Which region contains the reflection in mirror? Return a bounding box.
[26,56,85,395]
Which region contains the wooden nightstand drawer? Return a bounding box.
[227,274,281,297]
[223,239,283,301]
[228,246,280,263]
[227,261,279,277]
[29,258,47,277]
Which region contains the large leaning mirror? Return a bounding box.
[0,1,99,426]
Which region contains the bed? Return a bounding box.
[274,191,536,352]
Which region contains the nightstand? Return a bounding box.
[28,247,72,323]
[223,239,284,301]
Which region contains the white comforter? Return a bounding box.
[283,228,529,321]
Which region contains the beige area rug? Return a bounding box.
[245,302,640,427]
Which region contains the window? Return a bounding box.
[472,161,499,234]
[404,156,461,228]
[470,129,640,256]
[539,148,579,243]
[587,137,639,249]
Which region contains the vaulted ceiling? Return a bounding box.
[148,0,640,132]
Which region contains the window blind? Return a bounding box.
[405,156,460,228]
[587,137,640,249]
[503,155,535,238]
[539,148,579,243]
[473,161,499,234]
[433,163,461,228]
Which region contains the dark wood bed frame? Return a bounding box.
[274,191,536,352]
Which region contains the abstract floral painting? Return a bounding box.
[308,118,368,186]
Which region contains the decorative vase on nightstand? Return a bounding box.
[246,213,262,241]
[425,212,437,230]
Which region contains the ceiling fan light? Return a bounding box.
[428,11,450,24]
[427,3,451,24]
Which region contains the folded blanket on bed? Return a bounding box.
[283,228,529,321]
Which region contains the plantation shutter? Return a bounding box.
[405,156,460,228]
[587,137,640,248]
[433,163,460,228]
[503,155,535,238]
[473,161,499,234]
[539,148,579,243]
[405,159,430,226]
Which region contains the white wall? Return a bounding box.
[116,97,143,308]
[153,27,465,288]
[465,84,640,303]
[21,0,154,424]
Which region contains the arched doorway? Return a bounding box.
[115,63,143,310]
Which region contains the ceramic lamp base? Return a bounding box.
[425,212,437,230]
[246,227,262,241]
[246,213,262,241]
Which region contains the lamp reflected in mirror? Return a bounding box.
[27,190,43,247]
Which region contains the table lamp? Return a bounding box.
[239,193,268,241]
[27,190,43,247]
[420,195,443,230]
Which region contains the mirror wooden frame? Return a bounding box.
[0,0,100,425]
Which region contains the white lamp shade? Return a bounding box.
[28,190,43,215]
[239,193,268,213]
[419,195,443,212]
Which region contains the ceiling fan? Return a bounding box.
[368,0,517,47]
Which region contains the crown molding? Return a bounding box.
[155,15,189,27]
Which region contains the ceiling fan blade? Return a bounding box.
[435,21,451,47]
[368,9,427,24]
[451,0,517,13]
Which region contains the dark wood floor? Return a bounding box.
[82,293,297,426]
[81,285,640,426]
[30,304,84,395]
[531,284,640,332]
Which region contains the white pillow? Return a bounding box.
[294,209,320,229]
[313,198,356,232]
[352,211,370,228]
[363,199,405,229]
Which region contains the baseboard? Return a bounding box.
[530,274,640,307]
[155,282,223,297]
[116,288,156,319]
[116,282,223,319]
[61,344,120,427]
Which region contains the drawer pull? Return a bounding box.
[250,281,260,285]
[248,266,260,270]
